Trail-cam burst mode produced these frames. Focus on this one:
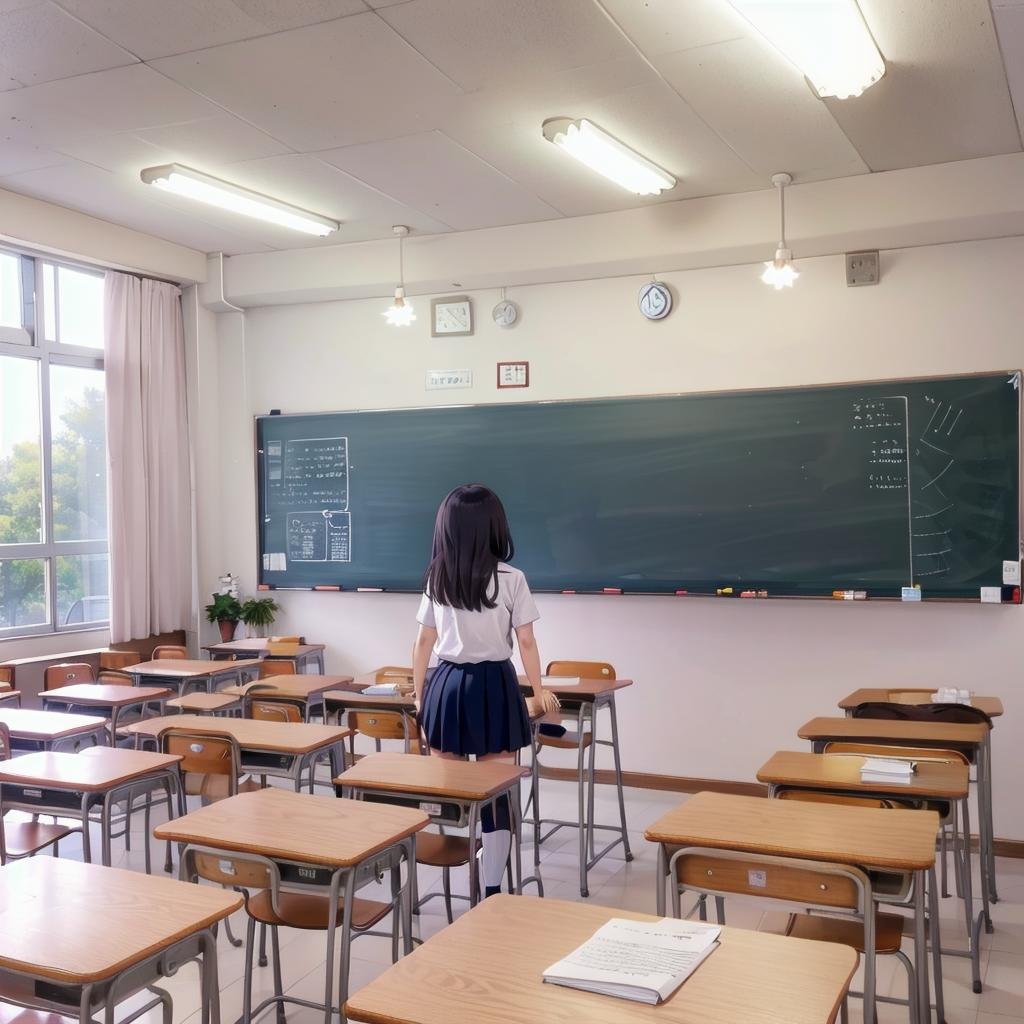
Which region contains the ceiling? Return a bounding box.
[0,0,1021,257]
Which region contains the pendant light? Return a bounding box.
[383,225,416,326]
[761,173,799,290]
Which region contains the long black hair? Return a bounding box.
[424,484,514,611]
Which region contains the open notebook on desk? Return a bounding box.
[543,917,720,1004]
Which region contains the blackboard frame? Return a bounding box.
[253,369,1022,603]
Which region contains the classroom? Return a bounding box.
[0,1,1021,1022]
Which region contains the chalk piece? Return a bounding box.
[561,589,576,595]
[832,590,845,600]
[674,589,688,596]
[901,586,921,602]
[980,586,1002,604]
[356,587,384,592]
[1003,560,1021,585]
[313,585,341,592]
[602,587,623,594]
[257,584,271,591]
[854,591,867,600]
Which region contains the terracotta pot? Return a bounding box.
[218,619,238,642]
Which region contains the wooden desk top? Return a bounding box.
[757,750,969,800]
[166,692,242,712]
[155,787,427,867]
[202,639,325,655]
[345,895,857,1024]
[0,690,20,704]
[837,688,1003,718]
[42,684,172,707]
[324,690,417,710]
[644,791,938,872]
[0,708,108,741]
[0,857,240,984]
[0,749,181,791]
[222,674,352,700]
[518,675,634,698]
[799,716,988,746]
[126,659,263,678]
[121,714,350,753]
[336,752,527,801]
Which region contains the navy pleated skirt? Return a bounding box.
[421,659,532,756]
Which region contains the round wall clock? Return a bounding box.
[638,282,672,320]
[492,299,519,328]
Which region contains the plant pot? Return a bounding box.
[218,619,238,642]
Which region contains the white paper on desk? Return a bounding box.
[541,675,580,686]
[543,917,720,1005]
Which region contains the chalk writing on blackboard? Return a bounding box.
[287,510,352,563]
[269,437,349,511]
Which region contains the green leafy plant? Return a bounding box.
[240,597,279,633]
[205,592,243,624]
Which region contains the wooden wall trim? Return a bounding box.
[539,766,1024,857]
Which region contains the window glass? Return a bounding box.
[0,557,48,629]
[42,262,56,342]
[50,364,107,542]
[56,552,109,625]
[0,253,21,330]
[56,265,104,349]
[0,355,42,545]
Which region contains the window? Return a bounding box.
[0,252,107,637]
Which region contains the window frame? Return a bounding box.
[0,249,107,639]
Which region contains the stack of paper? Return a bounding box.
[361,683,401,696]
[541,675,580,686]
[933,687,973,705]
[861,756,917,785]
[542,917,720,1005]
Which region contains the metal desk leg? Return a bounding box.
[928,866,946,1024]
[605,693,632,862]
[982,732,998,904]
[913,869,931,1024]
[656,843,667,917]
[467,802,481,906]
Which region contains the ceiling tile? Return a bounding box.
[221,152,453,241]
[822,0,1021,170]
[993,4,1024,141]
[0,139,68,175]
[0,1,136,90]
[54,0,368,60]
[151,13,463,151]
[134,115,292,166]
[377,0,634,91]
[595,0,745,57]
[655,37,869,181]
[319,130,560,230]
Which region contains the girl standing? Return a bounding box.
[413,484,559,898]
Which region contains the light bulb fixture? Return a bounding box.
[761,172,799,290]
[726,0,884,99]
[542,117,676,196]
[140,163,338,236]
[383,225,416,327]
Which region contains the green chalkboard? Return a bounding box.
[255,372,1020,599]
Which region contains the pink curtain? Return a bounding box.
[104,272,190,643]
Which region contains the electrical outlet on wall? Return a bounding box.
[846,250,880,287]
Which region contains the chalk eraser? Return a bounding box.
[257,584,271,591]
[675,589,688,596]
[602,587,623,594]
[561,589,576,595]
[313,585,341,592]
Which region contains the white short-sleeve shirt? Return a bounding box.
[416,562,540,663]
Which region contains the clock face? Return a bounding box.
[432,296,473,336]
[638,282,672,321]
[492,299,519,328]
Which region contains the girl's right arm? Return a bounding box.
[516,622,559,715]
[412,624,438,706]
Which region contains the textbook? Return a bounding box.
[542,917,720,1005]
[861,756,917,785]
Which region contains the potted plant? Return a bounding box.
[205,572,243,642]
[240,597,280,638]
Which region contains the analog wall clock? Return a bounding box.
[492,299,519,328]
[431,295,473,337]
[638,282,672,320]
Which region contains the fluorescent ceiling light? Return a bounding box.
[140,163,339,236]
[726,0,885,99]
[542,118,676,195]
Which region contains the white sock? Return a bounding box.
[481,829,511,888]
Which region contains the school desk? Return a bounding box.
[344,893,858,1024]
[758,749,984,992]
[125,658,263,696]
[0,856,238,1024]
[165,691,243,715]
[202,637,327,673]
[122,713,351,791]
[837,687,1004,718]
[336,751,532,914]
[645,791,941,1024]
[518,674,634,898]
[0,748,181,872]
[221,673,352,722]
[0,708,108,754]
[798,714,997,931]
[155,787,427,1022]
[324,689,420,758]
[40,684,171,738]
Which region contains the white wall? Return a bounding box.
[201,235,1024,839]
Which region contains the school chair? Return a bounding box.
[153,645,188,660]
[374,665,414,684]
[178,842,406,1024]
[346,709,421,764]
[0,724,78,865]
[99,650,141,671]
[669,845,917,1024]
[259,659,298,678]
[98,669,134,686]
[159,728,261,807]
[0,666,13,689]
[43,662,94,689]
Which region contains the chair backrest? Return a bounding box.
[546,660,616,680]
[183,846,276,891]
[159,729,242,791]
[260,660,298,678]
[374,665,414,684]
[0,666,13,687]
[349,710,415,746]
[153,645,188,660]
[99,650,141,670]
[0,722,10,762]
[44,662,95,689]
[671,847,869,914]
[97,670,134,687]
[271,635,302,644]
[823,741,970,766]
[776,789,894,809]
[852,700,992,727]
[251,700,302,724]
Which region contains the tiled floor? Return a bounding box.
[16,780,1024,1024]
